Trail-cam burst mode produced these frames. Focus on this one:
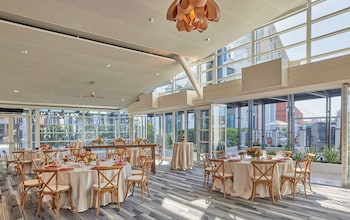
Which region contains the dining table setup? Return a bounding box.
[38,159,132,213]
[210,155,294,200]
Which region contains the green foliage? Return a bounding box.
[284,145,292,151]
[227,128,239,146]
[147,123,155,143]
[307,147,318,162]
[252,142,261,146]
[292,152,303,160]
[277,144,283,148]
[267,150,276,155]
[323,146,339,163]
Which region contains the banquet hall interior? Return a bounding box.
[1,0,350,219]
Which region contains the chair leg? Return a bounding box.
[270,184,275,204]
[302,179,308,198]
[223,179,226,198]
[96,191,101,216]
[124,182,130,201]
[307,173,312,192]
[115,189,121,211]
[21,190,26,210]
[141,184,144,203]
[36,195,42,217]
[146,182,150,197]
[55,193,60,217]
[92,190,96,208]
[251,182,255,202]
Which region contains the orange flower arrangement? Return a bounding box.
[113,137,126,145]
[92,137,104,145]
[135,137,143,144]
[40,144,51,150]
[246,147,262,158]
[77,151,97,163]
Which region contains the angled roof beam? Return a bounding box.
[178,55,203,98]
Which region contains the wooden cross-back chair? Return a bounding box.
[297,153,315,192]
[125,159,153,203]
[131,155,149,176]
[251,160,277,204]
[43,150,58,165]
[2,150,15,174]
[281,159,309,200]
[208,158,233,198]
[91,165,124,215]
[201,153,214,187]
[12,150,32,172]
[15,163,40,210]
[113,147,130,162]
[33,168,72,218]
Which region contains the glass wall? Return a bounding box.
[164,112,173,158]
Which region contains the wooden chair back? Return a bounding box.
[211,150,225,159]
[43,150,58,165]
[208,158,226,179]
[282,151,293,158]
[92,165,123,192]
[251,160,277,203]
[12,150,25,164]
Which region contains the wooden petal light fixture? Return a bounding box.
[167,0,220,32]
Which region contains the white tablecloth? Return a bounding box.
[171,142,194,170]
[212,159,294,199]
[42,163,131,212]
[21,151,42,174]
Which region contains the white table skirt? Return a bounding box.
[42,163,131,212]
[212,160,294,199]
[171,142,194,170]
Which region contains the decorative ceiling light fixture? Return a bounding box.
[166,0,220,32]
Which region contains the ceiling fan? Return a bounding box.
[80,80,104,98]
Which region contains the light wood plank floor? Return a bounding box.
[1,161,349,220]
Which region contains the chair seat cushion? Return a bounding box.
[127,175,145,182]
[214,172,233,178]
[43,184,70,192]
[92,182,119,189]
[131,170,143,175]
[24,179,39,187]
[205,167,214,172]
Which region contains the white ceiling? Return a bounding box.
[0,0,306,110]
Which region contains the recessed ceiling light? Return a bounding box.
[155,72,160,76]
[21,50,28,54]
[13,90,19,93]
[148,18,154,23]
[205,38,210,41]
[121,98,125,102]
[106,64,111,68]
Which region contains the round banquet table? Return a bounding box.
[171,142,194,170]
[211,159,294,199]
[41,162,131,212]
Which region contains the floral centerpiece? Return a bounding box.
[142,138,148,144]
[113,137,126,145]
[77,151,97,164]
[246,147,262,158]
[92,137,104,145]
[40,144,51,150]
[135,137,143,144]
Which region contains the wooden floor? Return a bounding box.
[1,161,350,220]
